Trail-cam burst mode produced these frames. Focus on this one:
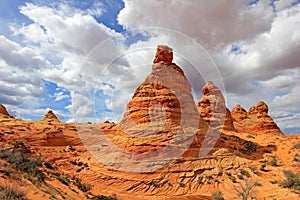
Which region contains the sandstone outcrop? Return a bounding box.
[231,101,282,134]
[0,104,12,118]
[119,45,203,135]
[197,81,236,132]
[42,110,60,123]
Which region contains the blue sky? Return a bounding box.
[0,0,299,133]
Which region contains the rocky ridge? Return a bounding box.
[231,101,282,134]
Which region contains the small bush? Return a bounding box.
[254,182,262,186]
[70,160,77,165]
[237,174,244,180]
[57,175,69,186]
[74,177,92,192]
[90,195,117,200]
[279,170,300,192]
[294,142,300,149]
[269,156,278,167]
[44,162,53,169]
[150,180,159,187]
[294,154,300,162]
[179,182,185,187]
[0,185,27,200]
[270,180,278,184]
[260,164,267,172]
[240,169,251,178]
[228,175,237,183]
[212,191,225,200]
[240,141,257,155]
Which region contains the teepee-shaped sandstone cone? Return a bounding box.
[197,81,236,132]
[118,45,207,155]
[42,110,60,122]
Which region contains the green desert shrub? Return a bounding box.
[57,175,70,186]
[240,169,251,178]
[269,155,278,167]
[0,185,27,200]
[293,142,300,149]
[73,177,92,192]
[279,170,300,192]
[212,191,225,200]
[0,146,45,184]
[90,195,118,200]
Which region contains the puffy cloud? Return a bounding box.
[118,0,274,50]
[0,35,45,107]
[11,2,130,120]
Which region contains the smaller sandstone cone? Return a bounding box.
[232,101,282,134]
[231,104,248,122]
[197,81,236,132]
[0,104,12,117]
[43,110,60,122]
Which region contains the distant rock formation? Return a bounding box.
[231,101,282,134]
[42,110,60,123]
[0,104,12,118]
[197,81,236,132]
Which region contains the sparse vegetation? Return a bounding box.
[212,191,225,200]
[90,195,118,200]
[0,143,45,184]
[0,185,27,200]
[240,141,257,155]
[57,175,70,186]
[44,162,53,169]
[260,164,267,172]
[279,170,300,192]
[293,142,300,149]
[294,154,300,162]
[227,173,237,183]
[73,177,92,192]
[150,180,159,187]
[179,182,185,187]
[248,166,260,176]
[270,180,278,184]
[247,134,255,139]
[237,174,244,180]
[269,155,278,166]
[233,180,258,200]
[254,182,262,186]
[240,169,251,178]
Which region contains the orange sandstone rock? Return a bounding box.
[42,110,60,123]
[197,81,236,132]
[232,101,282,134]
[0,104,12,117]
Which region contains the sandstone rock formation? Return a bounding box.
[231,101,282,134]
[153,45,173,65]
[42,110,60,123]
[119,45,203,135]
[197,81,236,132]
[0,104,12,117]
[84,45,207,172]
